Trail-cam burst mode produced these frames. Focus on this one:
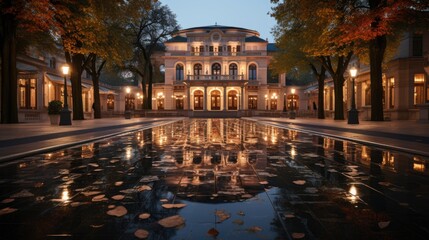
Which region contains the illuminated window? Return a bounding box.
[107,94,114,110]
[248,96,257,109]
[414,74,424,105]
[194,90,203,110]
[19,78,37,109]
[228,90,238,110]
[194,64,202,79]
[211,90,221,110]
[229,63,238,79]
[212,63,221,79]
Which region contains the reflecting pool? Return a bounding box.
[0,119,428,239]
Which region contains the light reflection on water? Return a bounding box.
[0,119,428,239]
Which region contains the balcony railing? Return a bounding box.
[186,75,245,80]
[167,51,266,57]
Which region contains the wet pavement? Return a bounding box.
[0,119,428,239]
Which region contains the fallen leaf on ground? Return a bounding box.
[215,210,230,223]
[111,195,125,201]
[259,181,269,185]
[88,163,99,168]
[160,199,169,203]
[92,195,107,202]
[107,206,127,217]
[158,215,185,228]
[233,219,244,225]
[162,203,187,209]
[293,180,306,185]
[292,232,305,239]
[378,221,390,229]
[70,202,90,207]
[34,182,44,188]
[11,189,34,198]
[82,191,101,197]
[139,213,150,219]
[134,229,149,239]
[237,211,245,216]
[90,224,104,228]
[0,207,17,216]
[247,226,262,232]
[108,205,116,209]
[114,181,123,186]
[1,198,15,204]
[137,185,152,192]
[207,228,219,237]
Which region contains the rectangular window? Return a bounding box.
[107,94,115,110]
[199,46,204,52]
[388,77,395,109]
[19,78,37,109]
[176,98,184,110]
[209,46,213,52]
[227,45,231,52]
[236,45,241,52]
[414,74,425,105]
[412,34,423,57]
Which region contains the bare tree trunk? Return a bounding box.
[70,53,85,120]
[317,67,326,119]
[1,11,19,123]
[147,60,153,109]
[369,35,386,121]
[333,76,345,120]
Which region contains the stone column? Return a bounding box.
[223,86,227,110]
[204,85,207,111]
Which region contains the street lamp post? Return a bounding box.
[59,65,72,125]
[348,67,359,124]
[125,87,131,119]
[289,88,296,119]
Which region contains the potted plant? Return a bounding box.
[48,100,62,125]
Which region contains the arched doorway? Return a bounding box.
[212,63,221,79]
[211,90,221,110]
[228,90,238,110]
[194,90,203,110]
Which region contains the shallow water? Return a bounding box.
[0,119,428,239]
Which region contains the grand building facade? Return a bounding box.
[151,25,289,117]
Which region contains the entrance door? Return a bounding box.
[194,90,203,110]
[211,90,221,110]
[228,90,238,110]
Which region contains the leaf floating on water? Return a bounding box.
[140,176,159,183]
[81,191,101,197]
[93,169,103,172]
[233,219,244,225]
[108,205,116,209]
[259,181,269,185]
[34,182,44,188]
[90,224,104,228]
[293,180,306,185]
[160,199,169,203]
[378,221,390,229]
[110,160,120,164]
[247,226,262,232]
[1,198,15,204]
[215,210,230,223]
[378,182,391,187]
[11,189,34,198]
[327,169,337,173]
[134,229,149,239]
[139,213,150,219]
[158,215,185,228]
[106,206,128,217]
[70,202,90,207]
[292,232,305,239]
[237,211,245,216]
[162,203,187,209]
[111,195,125,201]
[92,195,107,202]
[207,228,219,237]
[59,169,69,175]
[120,189,135,194]
[241,194,252,199]
[137,185,152,192]
[114,181,123,187]
[88,163,99,168]
[0,207,17,216]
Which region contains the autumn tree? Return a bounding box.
[339,0,429,121]
[0,0,67,123]
[127,1,178,109]
[271,0,359,120]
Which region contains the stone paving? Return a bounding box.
[0,118,428,239]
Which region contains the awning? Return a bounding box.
[99,86,117,95]
[45,73,72,86]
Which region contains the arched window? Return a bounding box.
[194,90,203,110]
[229,63,238,79]
[194,64,202,79]
[176,64,184,80]
[211,90,221,110]
[249,64,257,80]
[212,63,221,79]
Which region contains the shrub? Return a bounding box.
[48,100,63,115]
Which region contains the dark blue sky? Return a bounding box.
[160,0,277,42]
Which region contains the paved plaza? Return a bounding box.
[0,117,428,239]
